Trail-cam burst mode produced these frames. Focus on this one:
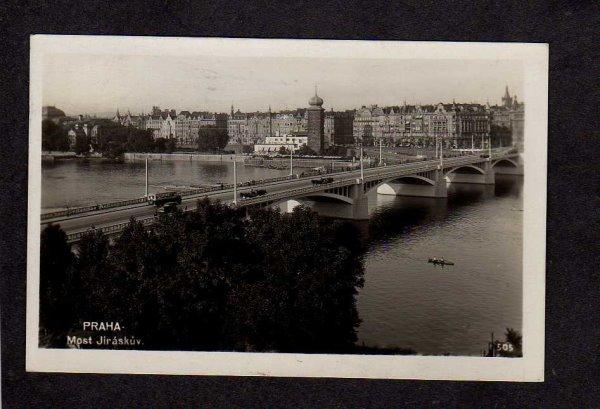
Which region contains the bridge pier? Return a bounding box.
[281,199,302,213]
[446,161,495,185]
[350,182,370,220]
[376,169,448,198]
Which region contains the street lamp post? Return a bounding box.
[488,133,492,159]
[360,145,364,181]
[233,155,237,205]
[440,135,444,169]
[379,138,383,166]
[145,154,149,198]
[289,147,293,177]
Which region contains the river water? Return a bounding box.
[42,159,522,356]
[42,159,290,211]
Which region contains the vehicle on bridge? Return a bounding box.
[148,193,182,207]
[155,202,179,215]
[239,189,268,200]
[311,177,334,185]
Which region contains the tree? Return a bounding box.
[278,146,290,155]
[296,144,317,156]
[197,126,229,152]
[125,127,155,152]
[38,201,366,352]
[165,138,176,153]
[96,125,156,156]
[74,133,90,155]
[499,327,522,357]
[39,224,75,346]
[42,120,69,151]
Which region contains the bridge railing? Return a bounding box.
[66,215,155,242]
[237,153,515,207]
[42,174,301,221]
[237,159,459,206]
[236,177,359,207]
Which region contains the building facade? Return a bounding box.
[112,107,228,148]
[253,133,308,153]
[352,102,493,149]
[325,110,356,148]
[227,106,309,146]
[226,99,353,154]
[489,86,525,150]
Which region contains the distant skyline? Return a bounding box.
[42,54,523,116]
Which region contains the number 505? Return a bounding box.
[495,342,515,352]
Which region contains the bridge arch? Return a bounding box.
[363,175,436,195]
[445,164,485,176]
[302,192,355,204]
[270,191,355,208]
[492,158,518,168]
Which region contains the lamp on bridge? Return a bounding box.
[233,154,237,205]
[360,144,364,181]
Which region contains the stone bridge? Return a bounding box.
[236,149,522,219]
[53,148,521,242]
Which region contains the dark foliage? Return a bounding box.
[74,133,90,155]
[41,120,69,151]
[197,126,229,152]
[96,126,156,157]
[39,224,75,346]
[39,201,366,353]
[499,327,523,357]
[153,137,176,154]
[296,144,317,156]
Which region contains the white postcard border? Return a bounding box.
[27,35,547,381]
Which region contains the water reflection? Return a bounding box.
[356,176,523,356]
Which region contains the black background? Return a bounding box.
[1,1,598,407]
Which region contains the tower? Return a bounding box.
[502,86,512,108]
[268,105,272,137]
[307,87,324,154]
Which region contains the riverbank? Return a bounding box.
[42,152,125,164]
[244,156,365,170]
[124,152,246,162]
[42,151,77,162]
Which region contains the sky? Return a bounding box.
[42,54,523,116]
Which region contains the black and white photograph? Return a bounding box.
[26,36,547,380]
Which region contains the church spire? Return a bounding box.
[502,86,512,108]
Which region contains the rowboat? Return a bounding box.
[428,258,454,266]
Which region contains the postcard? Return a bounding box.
[27,35,547,380]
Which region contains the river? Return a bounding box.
[42,159,522,356]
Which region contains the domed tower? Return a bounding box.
[307,86,325,154]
